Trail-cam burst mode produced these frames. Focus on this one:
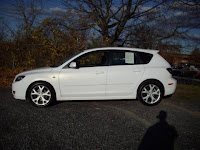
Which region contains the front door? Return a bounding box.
[59,51,108,97]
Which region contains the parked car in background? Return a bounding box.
[12,47,177,107]
[193,71,200,79]
[172,64,200,79]
[172,69,184,77]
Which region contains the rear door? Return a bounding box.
[106,50,144,96]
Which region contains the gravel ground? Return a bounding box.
[0,88,200,150]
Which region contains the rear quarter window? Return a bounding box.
[136,52,153,64]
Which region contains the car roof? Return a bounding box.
[83,47,159,54]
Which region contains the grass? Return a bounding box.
[172,84,200,107]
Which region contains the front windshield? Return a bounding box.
[50,51,83,67]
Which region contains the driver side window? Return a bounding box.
[75,51,108,68]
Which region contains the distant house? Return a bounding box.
[159,53,190,65]
[156,44,200,67]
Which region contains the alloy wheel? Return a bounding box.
[30,85,51,106]
[141,84,161,104]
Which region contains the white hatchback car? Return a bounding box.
[12,47,177,107]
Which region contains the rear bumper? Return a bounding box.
[164,78,177,96]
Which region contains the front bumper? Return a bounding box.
[12,81,27,100]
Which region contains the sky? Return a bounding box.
[0,0,199,54]
[0,0,66,33]
[0,0,65,17]
[0,0,63,8]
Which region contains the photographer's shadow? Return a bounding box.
[138,111,178,150]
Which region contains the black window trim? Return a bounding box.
[64,49,152,68]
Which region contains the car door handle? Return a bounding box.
[96,72,104,74]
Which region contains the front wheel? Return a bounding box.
[137,81,163,106]
[28,82,55,107]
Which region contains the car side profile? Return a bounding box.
[12,47,177,107]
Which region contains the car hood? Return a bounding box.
[17,67,53,76]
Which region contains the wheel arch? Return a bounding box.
[26,80,56,100]
[137,79,165,98]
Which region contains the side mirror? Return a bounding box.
[69,62,77,68]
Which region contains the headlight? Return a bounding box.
[15,76,25,82]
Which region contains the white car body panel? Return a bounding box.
[59,66,107,97]
[12,47,177,103]
[106,65,144,96]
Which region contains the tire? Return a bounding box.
[137,81,163,106]
[27,82,55,107]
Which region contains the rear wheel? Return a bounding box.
[137,81,163,106]
[28,83,55,107]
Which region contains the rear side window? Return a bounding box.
[110,51,153,65]
[111,51,136,65]
[136,52,153,64]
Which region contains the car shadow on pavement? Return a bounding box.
[50,99,138,106]
[138,110,178,150]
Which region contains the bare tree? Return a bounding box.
[168,0,200,47]
[62,0,171,46]
[13,0,45,38]
[0,0,47,68]
[61,0,200,52]
[0,0,46,39]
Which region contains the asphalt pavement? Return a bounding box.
[0,88,200,150]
